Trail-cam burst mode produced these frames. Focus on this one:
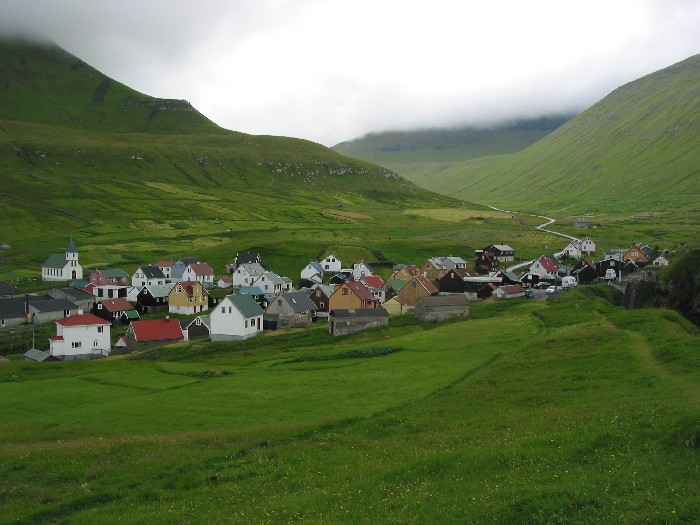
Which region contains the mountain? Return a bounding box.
[0,38,466,279]
[333,115,574,167]
[384,54,700,216]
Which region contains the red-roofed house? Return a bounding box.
[492,284,526,300]
[360,275,386,304]
[182,263,215,287]
[93,297,137,324]
[49,312,111,360]
[152,260,175,281]
[397,275,438,308]
[328,280,378,311]
[383,295,408,316]
[125,318,184,352]
[168,281,209,314]
[528,255,561,279]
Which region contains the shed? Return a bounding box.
[414,295,470,322]
[328,308,389,337]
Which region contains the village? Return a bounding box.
[0,236,672,363]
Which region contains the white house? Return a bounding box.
[653,256,669,266]
[360,275,386,305]
[440,256,469,271]
[49,312,111,360]
[321,254,342,274]
[252,271,293,294]
[528,255,561,278]
[232,262,266,287]
[182,263,215,287]
[561,237,596,259]
[131,266,167,288]
[301,261,324,284]
[352,261,373,280]
[41,239,83,282]
[209,294,264,341]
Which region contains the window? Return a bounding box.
[245,320,248,328]
[97,326,104,333]
[320,302,325,308]
[93,341,98,347]
[72,341,82,349]
[342,288,348,295]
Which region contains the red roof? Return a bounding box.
[153,260,175,268]
[130,319,184,342]
[100,297,134,313]
[362,275,385,289]
[57,313,111,326]
[343,280,374,301]
[188,263,214,276]
[414,275,438,294]
[537,256,559,273]
[498,284,525,294]
[175,281,207,297]
[50,336,64,341]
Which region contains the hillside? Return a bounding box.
[393,53,700,219]
[1,38,514,279]
[333,114,573,167]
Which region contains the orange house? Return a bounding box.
[397,275,438,307]
[623,245,648,264]
[328,281,378,311]
[168,281,209,314]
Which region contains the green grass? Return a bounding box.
[0,289,698,523]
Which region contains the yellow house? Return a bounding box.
[398,275,438,307]
[383,295,408,316]
[169,281,209,314]
[328,281,377,311]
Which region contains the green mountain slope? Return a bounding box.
[402,54,700,216]
[333,115,573,167]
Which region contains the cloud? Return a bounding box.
[1,0,699,145]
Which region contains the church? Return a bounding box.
[41,239,83,282]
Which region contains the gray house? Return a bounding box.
[329,308,389,337]
[414,295,470,322]
[47,287,95,312]
[264,291,318,330]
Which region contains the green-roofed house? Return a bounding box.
[209,294,264,341]
[41,239,83,282]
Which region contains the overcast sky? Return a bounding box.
[2,0,699,146]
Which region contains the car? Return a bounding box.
[524,289,534,298]
[545,286,557,295]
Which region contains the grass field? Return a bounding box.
[1,288,698,523]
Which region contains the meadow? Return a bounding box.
[1,287,698,523]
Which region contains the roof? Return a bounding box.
[137,266,166,279]
[442,256,468,265]
[496,284,526,295]
[24,348,50,362]
[187,263,214,276]
[176,257,200,266]
[152,260,175,268]
[236,253,261,265]
[238,263,266,275]
[256,271,286,286]
[181,315,211,330]
[330,308,388,318]
[53,287,94,301]
[218,276,232,283]
[386,295,407,305]
[342,280,374,301]
[94,269,129,279]
[277,291,318,313]
[57,312,111,326]
[227,294,265,318]
[444,268,477,279]
[414,275,438,294]
[489,244,514,252]
[537,256,560,273]
[67,239,77,253]
[122,309,140,320]
[100,297,135,312]
[0,281,17,296]
[305,261,324,273]
[29,298,76,313]
[143,283,177,298]
[238,286,265,296]
[130,319,184,342]
[361,275,385,289]
[417,295,469,307]
[387,279,409,292]
[42,253,66,269]
[0,297,30,318]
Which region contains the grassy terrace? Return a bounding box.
[1,288,698,523]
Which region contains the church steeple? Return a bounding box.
[66,239,78,262]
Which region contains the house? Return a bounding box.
[169,281,209,314]
[0,281,17,297]
[653,256,670,266]
[421,258,447,280]
[93,297,137,324]
[46,287,95,312]
[209,294,264,341]
[217,276,232,288]
[623,245,649,265]
[137,283,176,313]
[352,260,373,280]
[152,260,175,281]
[328,281,378,311]
[306,284,334,318]
[528,255,561,279]
[49,312,111,360]
[41,239,83,282]
[597,258,624,279]
[462,276,502,300]
[226,252,264,273]
[300,262,324,286]
[264,291,318,330]
[572,259,598,285]
[28,298,79,324]
[383,295,408,316]
[321,254,342,275]
[180,316,210,341]
[574,217,589,228]
[90,269,130,299]
[131,266,167,288]
[329,308,389,337]
[439,268,478,294]
[360,275,386,305]
[120,309,140,325]
[561,237,596,259]
[440,256,469,272]
[386,279,409,297]
[492,284,526,300]
[484,244,515,262]
[0,296,35,327]
[252,271,293,295]
[396,275,438,308]
[237,286,270,309]
[125,318,184,352]
[171,258,200,282]
[390,264,420,280]
[182,263,215,287]
[474,251,499,274]
[232,262,266,287]
[414,295,469,322]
